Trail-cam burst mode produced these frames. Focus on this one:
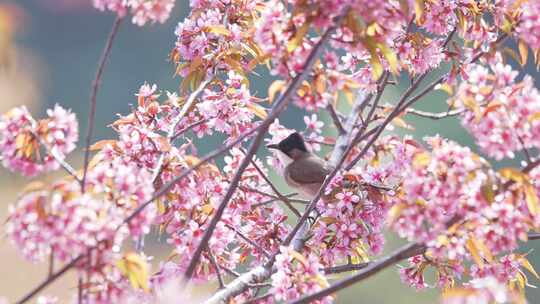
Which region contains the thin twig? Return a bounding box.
[240,188,305,204]
[379,105,465,120]
[48,251,54,278]
[81,16,123,192]
[207,248,226,289]
[170,118,208,141]
[77,276,83,304]
[151,77,213,182]
[326,104,346,135]
[27,121,81,183]
[225,223,272,259]
[244,153,301,217]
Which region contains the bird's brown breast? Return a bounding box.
[284,155,333,199]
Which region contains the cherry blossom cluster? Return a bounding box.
[92,0,176,26]
[0,104,78,177]
[441,277,520,304]
[389,135,540,302]
[172,0,263,79]
[395,34,446,75]
[153,146,291,281]
[271,246,333,303]
[193,71,261,140]
[6,157,155,263]
[452,58,540,160]
[307,136,412,265]
[515,1,540,49]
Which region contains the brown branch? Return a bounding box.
[81,16,123,192]
[183,14,346,281]
[322,262,369,274]
[244,293,272,304]
[48,251,54,278]
[15,255,84,304]
[528,233,540,240]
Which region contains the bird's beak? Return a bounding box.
[266,143,279,150]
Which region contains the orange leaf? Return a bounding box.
[206,25,230,36]
[246,103,268,119]
[525,185,539,216]
[268,80,286,103]
[90,139,116,151]
[116,252,150,292]
[518,40,529,66]
[498,167,529,184]
[412,152,431,168]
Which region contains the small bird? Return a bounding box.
[266,132,334,199]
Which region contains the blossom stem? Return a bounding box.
[81,16,123,193]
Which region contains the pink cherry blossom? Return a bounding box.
[0,105,78,176]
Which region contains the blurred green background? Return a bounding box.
[1,0,540,303]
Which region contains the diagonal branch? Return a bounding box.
[322,262,369,274]
[182,13,347,281]
[290,243,426,304]
[81,16,123,192]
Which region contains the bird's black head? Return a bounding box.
[267,132,308,158]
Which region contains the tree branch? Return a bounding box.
[290,243,426,304]
[81,16,123,192]
[322,262,369,274]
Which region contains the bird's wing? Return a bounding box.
[286,156,334,184]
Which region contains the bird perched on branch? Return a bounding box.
[266,132,334,199]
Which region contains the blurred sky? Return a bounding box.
[2,0,540,303]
